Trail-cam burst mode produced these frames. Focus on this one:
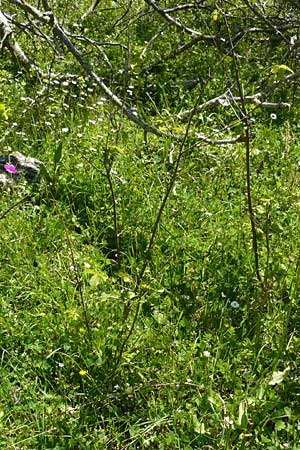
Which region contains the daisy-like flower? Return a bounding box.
[79,369,88,377]
[230,301,240,308]
[4,163,17,174]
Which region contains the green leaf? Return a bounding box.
[275,420,286,431]
[207,390,224,409]
[119,272,132,283]
[89,274,101,287]
[237,400,248,429]
[0,103,9,120]
[89,271,108,287]
[109,144,125,155]
[271,64,294,79]
[54,141,63,166]
[192,414,205,434]
[40,164,53,183]
[211,9,222,22]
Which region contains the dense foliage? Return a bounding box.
[1,1,300,448]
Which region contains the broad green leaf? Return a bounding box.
[120,272,132,283]
[89,271,108,287]
[193,414,205,434]
[207,390,224,409]
[212,9,222,22]
[271,64,294,79]
[271,64,294,74]
[238,400,248,429]
[54,141,63,166]
[0,103,9,120]
[275,420,286,431]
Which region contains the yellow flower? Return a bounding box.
[79,369,88,377]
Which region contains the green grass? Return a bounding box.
[2,11,300,446]
[1,99,300,448]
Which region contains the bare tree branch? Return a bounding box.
[5,0,297,147]
[5,1,182,140]
[143,32,220,73]
[9,0,52,25]
[52,21,183,139]
[181,92,290,119]
[243,0,290,44]
[263,72,300,93]
[195,133,249,145]
[82,0,101,21]
[144,0,210,37]
[0,10,46,75]
[141,23,170,57]
[165,3,213,13]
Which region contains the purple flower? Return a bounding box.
[4,163,17,174]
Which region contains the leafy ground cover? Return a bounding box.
[2,1,300,448]
[1,72,300,449]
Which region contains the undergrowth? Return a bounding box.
[1,6,300,446]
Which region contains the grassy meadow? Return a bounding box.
[2,1,300,448]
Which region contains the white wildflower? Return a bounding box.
[230,301,240,308]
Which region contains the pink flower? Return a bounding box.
[4,164,17,174]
